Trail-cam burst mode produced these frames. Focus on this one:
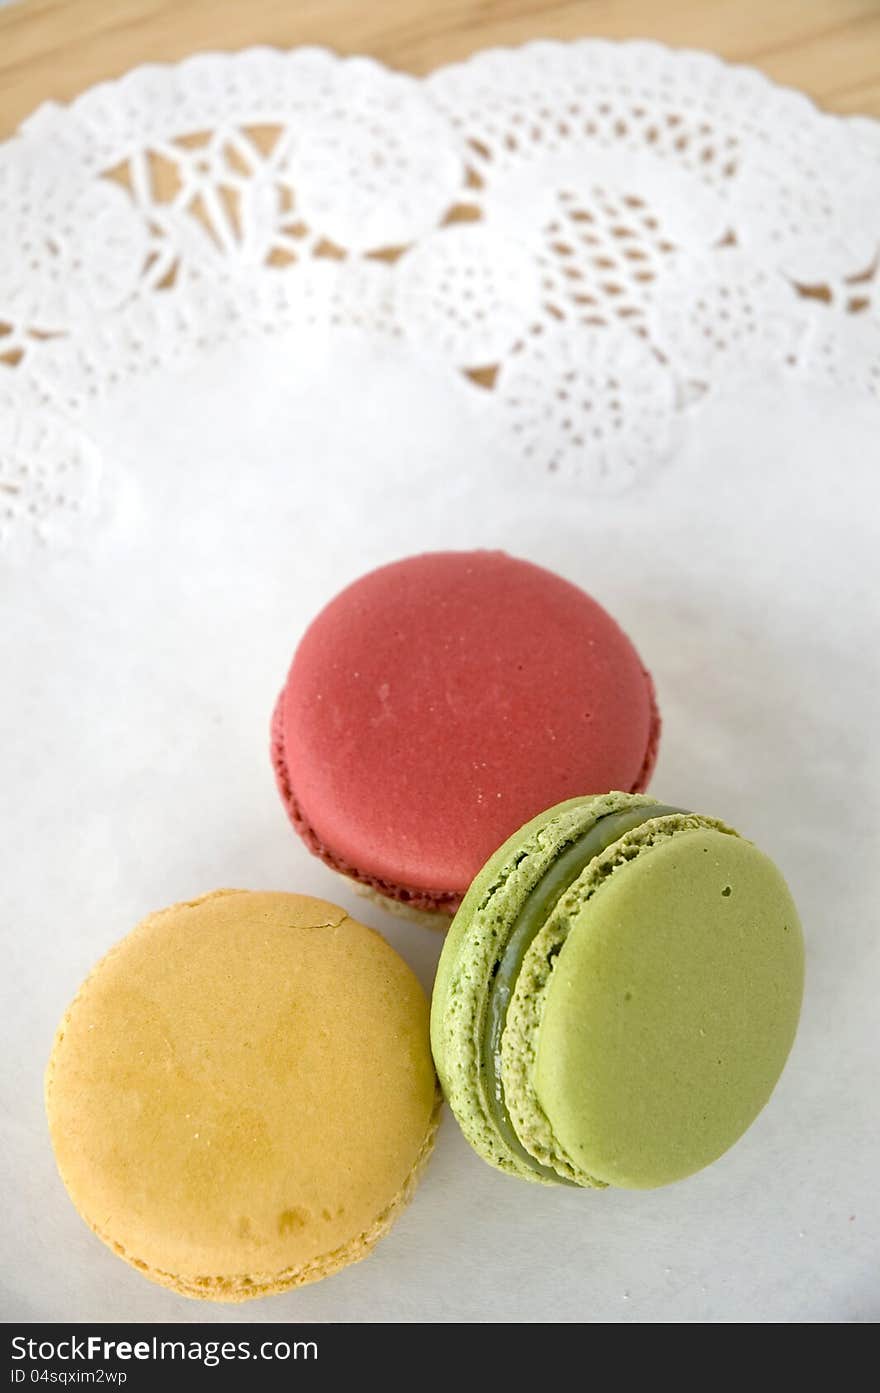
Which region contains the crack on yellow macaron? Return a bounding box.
[43,889,350,1101]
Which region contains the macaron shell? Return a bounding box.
[430,793,659,1181]
[277,551,659,902]
[46,891,438,1298]
[500,811,726,1182]
[534,829,804,1188]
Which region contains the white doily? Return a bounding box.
[3,44,880,1326]
[1,41,879,550]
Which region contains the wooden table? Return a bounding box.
[1,0,879,141]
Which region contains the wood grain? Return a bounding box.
[1,0,878,141]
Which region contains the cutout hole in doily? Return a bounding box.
[442,203,482,226]
[845,252,878,285]
[153,259,180,290]
[241,123,283,157]
[365,246,408,264]
[313,238,347,261]
[795,282,832,304]
[463,365,499,390]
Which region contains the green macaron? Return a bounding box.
[430,793,804,1189]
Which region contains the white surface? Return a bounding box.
[1,43,879,1324]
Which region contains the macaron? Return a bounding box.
[46,891,439,1300]
[272,551,659,919]
[431,793,804,1188]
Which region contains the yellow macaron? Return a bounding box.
[46,890,439,1301]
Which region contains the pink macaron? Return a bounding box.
[272,551,659,916]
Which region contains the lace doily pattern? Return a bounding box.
[0,386,101,551]
[2,43,879,547]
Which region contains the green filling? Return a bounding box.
[481,803,688,1182]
